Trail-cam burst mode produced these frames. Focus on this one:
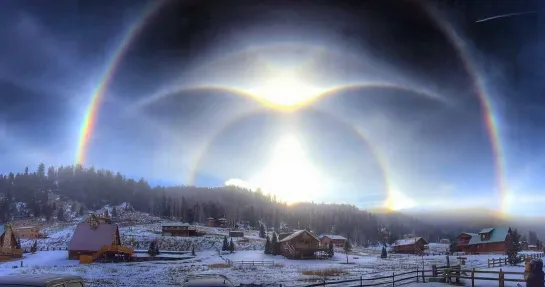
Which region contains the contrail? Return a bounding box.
[476,11,537,23]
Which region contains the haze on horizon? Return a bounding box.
[0,0,543,217]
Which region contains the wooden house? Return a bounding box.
[161,223,198,237]
[278,232,292,241]
[278,230,326,259]
[68,215,131,261]
[456,227,510,254]
[14,226,41,239]
[319,234,347,248]
[393,237,427,254]
[229,230,244,238]
[0,224,23,260]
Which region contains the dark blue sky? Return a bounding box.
[0,0,543,215]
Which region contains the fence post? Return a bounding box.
[432,264,437,277]
[417,267,419,283]
[504,257,507,265]
[392,272,395,287]
[488,259,490,268]
[471,268,475,287]
[360,275,362,287]
[422,267,425,282]
[499,268,504,287]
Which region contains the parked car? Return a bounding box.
[0,274,85,287]
[183,274,235,287]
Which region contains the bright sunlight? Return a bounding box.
[254,135,322,204]
[246,70,323,109]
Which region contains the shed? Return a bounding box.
[229,230,244,237]
[393,237,427,254]
[319,234,347,248]
[161,223,197,237]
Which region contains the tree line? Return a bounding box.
[0,164,464,245]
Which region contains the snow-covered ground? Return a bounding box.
[4,209,541,286]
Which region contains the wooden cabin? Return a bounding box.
[161,223,197,237]
[278,230,326,259]
[0,224,23,260]
[14,226,41,239]
[456,227,510,254]
[206,217,227,228]
[319,234,347,248]
[393,237,427,254]
[229,230,244,238]
[68,215,123,260]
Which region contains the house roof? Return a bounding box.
[68,222,118,252]
[161,223,190,227]
[468,227,509,245]
[394,237,427,246]
[279,230,319,243]
[320,234,347,241]
[459,232,478,237]
[479,228,495,234]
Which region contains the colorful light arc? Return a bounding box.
[75,2,507,213]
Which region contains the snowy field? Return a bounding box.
[1,245,537,286]
[3,211,540,286]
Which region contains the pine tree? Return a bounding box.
[148,240,158,256]
[328,242,334,258]
[449,242,458,254]
[270,233,278,255]
[507,228,522,265]
[192,246,196,256]
[259,224,266,238]
[222,236,229,251]
[31,241,37,253]
[16,239,21,249]
[343,240,352,264]
[56,208,65,221]
[381,246,387,259]
[229,238,235,253]
[265,236,271,254]
[112,207,117,217]
[78,206,84,216]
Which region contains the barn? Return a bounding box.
[393,237,428,254]
[68,215,122,260]
[319,234,347,248]
[457,227,511,254]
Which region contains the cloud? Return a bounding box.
[225,178,257,191]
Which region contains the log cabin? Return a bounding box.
[319,234,347,248]
[161,223,198,237]
[14,226,41,239]
[456,227,511,254]
[393,237,427,254]
[68,215,122,260]
[0,224,23,260]
[278,229,326,259]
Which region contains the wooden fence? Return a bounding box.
[300,269,420,287]
[438,267,526,287]
[488,253,545,268]
[226,259,275,266]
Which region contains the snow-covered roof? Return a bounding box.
[161,223,190,227]
[479,228,495,234]
[279,230,319,243]
[394,237,426,246]
[468,227,509,245]
[320,234,347,240]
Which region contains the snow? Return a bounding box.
[320,234,347,240]
[395,237,423,246]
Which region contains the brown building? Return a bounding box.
[229,230,244,237]
[278,230,326,259]
[278,233,292,241]
[456,227,511,254]
[206,217,227,228]
[393,237,428,254]
[68,215,122,260]
[0,224,23,259]
[319,234,347,248]
[14,226,40,239]
[161,223,198,237]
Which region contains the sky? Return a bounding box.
[0,0,543,216]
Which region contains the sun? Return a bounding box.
[385,188,417,211]
[254,135,322,204]
[246,71,323,110]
